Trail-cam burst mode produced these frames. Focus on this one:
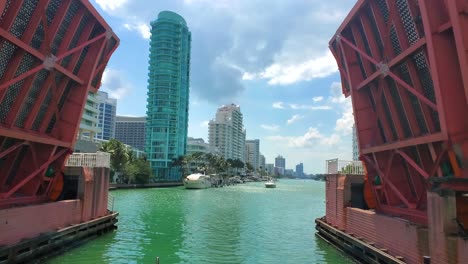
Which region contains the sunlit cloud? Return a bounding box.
[261,124,279,132]
[287,114,304,125]
[272,101,285,109]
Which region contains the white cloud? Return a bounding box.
[289,104,331,110]
[267,127,340,148]
[312,96,324,102]
[272,101,285,109]
[100,68,132,99]
[261,124,279,132]
[95,0,128,12]
[123,22,151,39]
[329,81,347,104]
[327,82,354,135]
[242,72,256,80]
[245,50,338,85]
[335,107,354,135]
[200,121,209,128]
[287,114,304,125]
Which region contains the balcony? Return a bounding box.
[66,152,110,168]
[325,159,364,175]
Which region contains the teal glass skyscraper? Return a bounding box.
[146,11,191,181]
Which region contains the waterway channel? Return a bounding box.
[47,179,353,263]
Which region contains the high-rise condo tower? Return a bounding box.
[146,11,191,181]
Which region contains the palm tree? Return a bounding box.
[170,155,189,177]
[100,139,129,182]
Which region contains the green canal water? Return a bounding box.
[47,179,353,264]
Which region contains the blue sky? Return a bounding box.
[92,0,357,174]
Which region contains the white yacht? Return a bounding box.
[183,173,212,189]
[265,179,276,188]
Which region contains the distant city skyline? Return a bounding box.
[92,0,357,173]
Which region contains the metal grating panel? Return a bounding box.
[0,41,17,80]
[15,52,36,77]
[386,76,412,138]
[45,0,61,26]
[365,4,383,58]
[0,81,24,123]
[31,88,52,131]
[30,22,45,50]
[15,70,49,128]
[377,0,389,22]
[50,1,80,55]
[61,13,90,68]
[0,0,11,22]
[45,114,56,134]
[381,92,398,140]
[398,63,428,134]
[412,51,440,131]
[397,0,419,45]
[73,46,88,74]
[9,0,39,39]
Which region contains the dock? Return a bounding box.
[315,217,406,264]
[0,213,118,264]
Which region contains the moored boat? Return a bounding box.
[265,180,276,188]
[184,173,212,189]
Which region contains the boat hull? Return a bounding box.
[184,179,211,189]
[265,182,276,188]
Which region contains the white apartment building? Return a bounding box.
[208,104,246,162]
[259,154,266,170]
[95,91,117,140]
[245,139,260,169]
[78,92,100,141]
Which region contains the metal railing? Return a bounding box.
[326,159,365,175]
[65,152,111,168]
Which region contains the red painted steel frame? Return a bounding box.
[0,0,119,209]
[330,0,468,225]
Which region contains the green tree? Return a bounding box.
[231,159,245,175]
[245,162,254,173]
[100,139,129,182]
[123,158,152,184]
[170,155,190,177]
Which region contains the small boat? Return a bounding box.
[265,180,276,188]
[184,173,212,189]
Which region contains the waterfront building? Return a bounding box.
[75,92,100,152]
[95,91,117,141]
[115,116,146,151]
[259,154,266,170]
[186,137,218,173]
[275,155,286,176]
[208,104,246,162]
[265,163,274,175]
[285,169,294,177]
[186,137,215,155]
[275,155,285,169]
[352,123,359,161]
[296,163,304,177]
[145,11,191,181]
[245,139,260,170]
[274,167,285,176]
